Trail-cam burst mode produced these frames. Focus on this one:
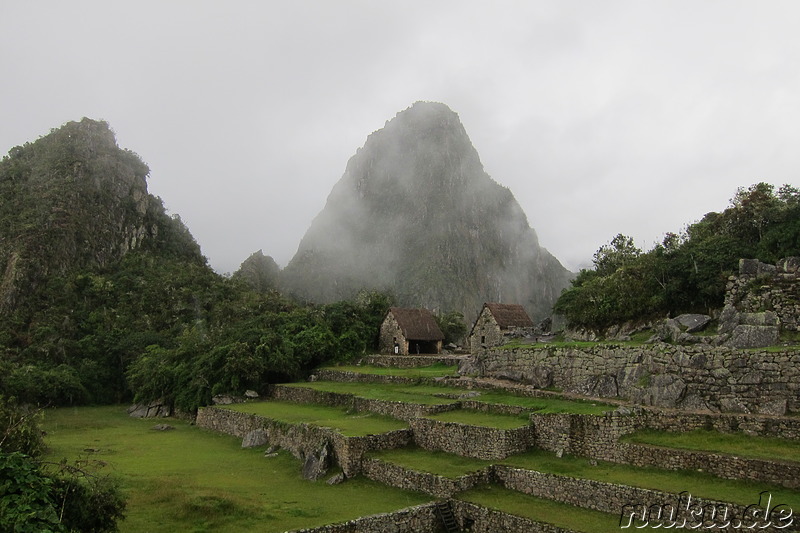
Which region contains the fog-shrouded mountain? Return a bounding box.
[0,118,203,313]
[281,101,573,322]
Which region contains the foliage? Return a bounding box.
[0,398,125,533]
[435,310,468,345]
[555,183,800,332]
[0,396,45,457]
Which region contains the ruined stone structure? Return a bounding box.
[379,307,444,355]
[719,257,800,348]
[461,344,799,415]
[469,302,534,353]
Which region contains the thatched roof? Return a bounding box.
[483,303,534,329]
[387,307,444,341]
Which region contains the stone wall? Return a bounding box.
[409,417,535,460]
[313,369,421,385]
[379,311,407,354]
[269,384,458,422]
[529,411,800,489]
[361,457,492,498]
[463,344,800,414]
[363,354,465,368]
[287,503,443,533]
[727,257,800,332]
[452,501,577,533]
[493,466,788,530]
[195,407,411,476]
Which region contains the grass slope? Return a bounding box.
[42,406,430,533]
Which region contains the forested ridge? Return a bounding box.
[554,182,800,332]
[0,119,393,411]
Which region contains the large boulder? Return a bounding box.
[302,442,332,481]
[724,324,779,349]
[127,399,171,418]
[674,314,712,333]
[242,429,269,448]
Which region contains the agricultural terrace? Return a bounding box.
[285,380,615,415]
[221,400,407,436]
[371,446,800,511]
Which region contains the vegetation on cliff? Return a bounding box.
[0,120,392,410]
[554,183,800,331]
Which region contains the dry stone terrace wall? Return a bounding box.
[452,501,579,533]
[286,503,442,533]
[269,384,459,421]
[361,457,493,498]
[493,466,798,531]
[195,407,411,476]
[530,411,800,489]
[363,354,465,368]
[410,417,536,460]
[464,344,800,415]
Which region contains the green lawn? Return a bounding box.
[220,401,407,436]
[425,409,531,429]
[458,485,621,533]
[621,429,800,464]
[319,363,458,378]
[42,406,431,533]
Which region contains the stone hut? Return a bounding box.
[379,307,445,355]
[469,303,534,353]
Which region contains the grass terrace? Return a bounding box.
[425,409,531,429]
[286,380,615,414]
[221,401,407,436]
[283,381,461,405]
[319,363,458,378]
[621,429,800,464]
[371,446,800,511]
[42,406,430,533]
[369,446,493,478]
[458,485,621,533]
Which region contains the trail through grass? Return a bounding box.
[43,406,430,533]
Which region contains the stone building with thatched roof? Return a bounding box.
[469,303,534,353]
[379,307,445,355]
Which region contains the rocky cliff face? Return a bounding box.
[0,118,200,312]
[281,102,572,321]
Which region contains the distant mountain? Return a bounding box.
[281,102,573,321]
[232,250,280,293]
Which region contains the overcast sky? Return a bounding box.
[2,1,798,274]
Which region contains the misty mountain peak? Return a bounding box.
[282,102,572,321]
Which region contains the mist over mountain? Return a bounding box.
[281,102,573,321]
